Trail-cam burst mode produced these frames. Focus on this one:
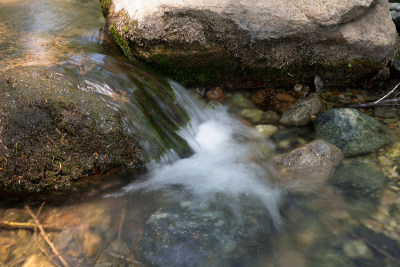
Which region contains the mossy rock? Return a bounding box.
[0,66,142,193]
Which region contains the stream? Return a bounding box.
[1,0,400,266]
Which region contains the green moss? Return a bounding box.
[144,54,224,86]
[100,0,111,10]
[110,26,133,61]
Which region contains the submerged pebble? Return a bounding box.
[255,124,278,137]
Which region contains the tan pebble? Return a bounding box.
[83,232,103,258]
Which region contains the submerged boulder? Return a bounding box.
[0,66,142,193]
[314,108,391,156]
[140,203,276,266]
[101,0,398,86]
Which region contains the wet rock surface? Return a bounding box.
[315,108,391,156]
[331,160,387,199]
[279,139,343,190]
[0,66,142,193]
[140,204,276,267]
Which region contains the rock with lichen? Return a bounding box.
[101,0,398,86]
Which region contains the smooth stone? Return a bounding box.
[280,93,326,126]
[239,108,264,123]
[314,108,391,156]
[343,240,373,259]
[255,124,278,137]
[206,86,225,103]
[279,139,343,190]
[331,160,387,198]
[230,93,253,108]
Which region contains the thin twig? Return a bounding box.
[374,82,400,104]
[0,219,61,231]
[117,208,126,244]
[349,97,400,108]
[25,205,70,267]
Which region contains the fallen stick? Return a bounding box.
[25,205,70,267]
[0,219,61,231]
[374,82,400,104]
[349,97,400,108]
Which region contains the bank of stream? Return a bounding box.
[0,0,399,266]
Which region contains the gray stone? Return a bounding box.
[102,0,397,86]
[280,93,325,126]
[314,108,391,156]
[279,139,343,190]
[259,110,281,124]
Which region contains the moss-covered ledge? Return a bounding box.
[0,66,142,193]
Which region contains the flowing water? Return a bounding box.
[0,0,399,266]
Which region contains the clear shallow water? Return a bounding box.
[0,0,399,266]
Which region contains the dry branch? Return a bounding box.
[25,205,70,267]
[0,219,61,231]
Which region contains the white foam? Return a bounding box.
[108,82,282,227]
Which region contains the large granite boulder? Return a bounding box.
[101,0,398,86]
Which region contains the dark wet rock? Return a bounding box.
[206,86,225,103]
[259,110,280,124]
[353,225,400,261]
[140,204,276,267]
[0,67,142,193]
[280,93,325,126]
[279,140,343,190]
[374,106,398,118]
[314,75,324,94]
[390,58,400,78]
[290,84,310,99]
[308,250,355,267]
[314,108,391,156]
[331,160,387,198]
